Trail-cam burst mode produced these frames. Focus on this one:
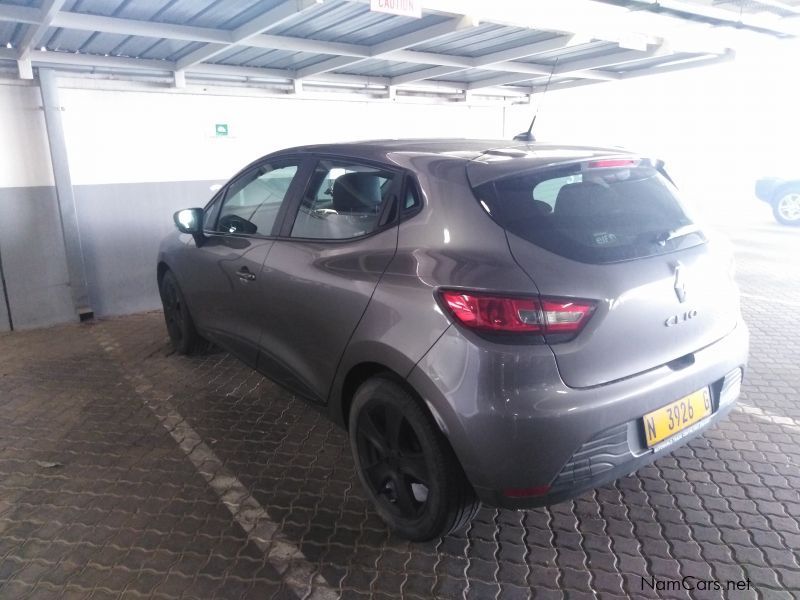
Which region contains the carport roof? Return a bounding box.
[0,0,796,98]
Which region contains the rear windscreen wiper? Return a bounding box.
[655,224,703,245]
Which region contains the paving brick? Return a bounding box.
[0,221,798,598]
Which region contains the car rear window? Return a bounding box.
[472,161,705,264]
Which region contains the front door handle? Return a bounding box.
[236,267,256,282]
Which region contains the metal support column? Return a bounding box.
[0,241,12,331]
[38,68,93,321]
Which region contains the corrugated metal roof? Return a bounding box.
[428,67,509,84]
[520,41,622,65]
[271,2,450,45]
[412,25,557,57]
[338,59,422,78]
[65,1,128,17]
[58,0,291,30]
[0,21,20,46]
[214,46,322,70]
[3,0,39,7]
[0,0,778,98]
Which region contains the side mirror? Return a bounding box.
[173,208,205,246]
[174,208,203,234]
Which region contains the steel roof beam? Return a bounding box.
[529,49,736,94]
[390,65,463,86]
[389,35,577,86]
[465,67,616,90]
[0,49,531,96]
[381,49,550,75]
[569,69,622,81]
[175,0,321,71]
[551,46,665,73]
[17,50,178,73]
[467,46,658,90]
[467,72,548,90]
[193,62,389,86]
[382,49,470,68]
[53,11,231,43]
[16,0,68,79]
[0,49,387,87]
[617,48,736,79]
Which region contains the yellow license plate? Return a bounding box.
[643,388,712,447]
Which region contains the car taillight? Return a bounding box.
[587,158,639,168]
[439,290,595,337]
[540,298,595,333]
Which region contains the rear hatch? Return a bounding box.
[468,150,740,388]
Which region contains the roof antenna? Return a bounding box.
[513,56,558,143]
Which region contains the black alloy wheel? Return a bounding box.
[159,270,202,355]
[356,399,431,518]
[349,376,479,541]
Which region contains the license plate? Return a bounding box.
[643,388,712,448]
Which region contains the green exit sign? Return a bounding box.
[215,123,228,136]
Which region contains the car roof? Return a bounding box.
[277,138,638,166]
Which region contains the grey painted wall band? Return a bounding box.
[0,179,219,330]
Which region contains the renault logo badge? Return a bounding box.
[673,262,687,303]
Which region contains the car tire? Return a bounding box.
[772,186,800,226]
[159,270,203,355]
[349,376,479,541]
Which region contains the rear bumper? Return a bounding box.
[407,320,748,509]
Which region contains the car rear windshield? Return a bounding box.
[471,161,705,264]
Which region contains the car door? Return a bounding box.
[180,156,309,366]
[254,156,403,402]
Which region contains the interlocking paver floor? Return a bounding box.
[0,216,798,599]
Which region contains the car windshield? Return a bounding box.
[471,161,705,264]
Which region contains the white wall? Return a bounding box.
[0,82,53,188]
[57,84,506,186]
[0,78,507,190]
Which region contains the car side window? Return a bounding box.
[290,160,397,240]
[404,180,422,212]
[203,194,222,231]
[217,163,299,235]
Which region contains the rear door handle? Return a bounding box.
[236,267,256,282]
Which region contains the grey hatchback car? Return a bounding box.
[158,139,748,540]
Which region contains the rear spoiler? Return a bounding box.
[467,152,668,188]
